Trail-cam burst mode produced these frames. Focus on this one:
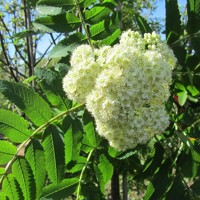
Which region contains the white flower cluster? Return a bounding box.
[63,30,176,151]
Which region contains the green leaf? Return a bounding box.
[83,110,101,148]
[84,6,111,24]
[175,82,186,91]
[187,0,200,53]
[187,85,200,96]
[144,159,172,200]
[96,154,113,192]
[81,183,102,200]
[166,0,182,44]
[108,146,121,158]
[90,13,120,40]
[0,109,31,143]
[117,150,137,160]
[79,0,97,8]
[178,147,196,178]
[144,182,155,200]
[36,0,96,15]
[63,116,83,165]
[142,143,164,177]
[2,174,24,200]
[42,125,65,184]
[0,81,52,127]
[166,176,188,200]
[25,139,46,199]
[49,32,86,58]
[98,28,121,46]
[12,157,36,200]
[0,167,5,179]
[0,192,8,200]
[191,178,200,196]
[13,30,37,39]
[36,0,75,15]
[33,13,81,33]
[40,178,79,199]
[134,14,152,35]
[66,156,87,173]
[177,91,188,106]
[0,140,17,165]
[35,68,72,111]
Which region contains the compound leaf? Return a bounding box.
[0,109,31,143]
[0,81,52,127]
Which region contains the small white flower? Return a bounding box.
[63,30,176,151]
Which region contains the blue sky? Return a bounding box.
[155,0,186,18]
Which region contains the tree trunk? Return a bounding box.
[122,173,128,200]
[111,170,120,200]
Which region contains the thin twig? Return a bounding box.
[0,16,29,66]
[35,34,61,66]
[0,32,19,82]
[76,148,95,200]
[74,0,94,49]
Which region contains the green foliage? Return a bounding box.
[2,174,23,200]
[166,0,182,44]
[0,109,32,143]
[35,67,72,111]
[134,15,152,35]
[0,81,52,126]
[12,157,36,200]
[0,141,17,165]
[25,139,46,199]
[34,13,81,33]
[63,116,83,165]
[1,0,200,199]
[40,178,79,199]
[42,125,65,184]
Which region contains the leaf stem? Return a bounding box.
[76,148,95,200]
[0,104,85,184]
[74,0,94,49]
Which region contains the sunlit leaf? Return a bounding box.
[35,68,72,111]
[25,139,46,199]
[49,32,86,58]
[95,154,113,192]
[40,178,79,199]
[2,174,23,200]
[90,13,120,40]
[0,140,17,165]
[12,157,36,200]
[42,125,65,184]
[63,116,83,165]
[84,6,111,24]
[0,81,52,127]
[0,109,31,143]
[33,13,81,33]
[177,91,187,106]
[83,110,101,148]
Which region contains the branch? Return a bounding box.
[35,42,54,66]
[0,16,29,66]
[50,33,56,45]
[0,32,19,82]
[35,34,62,66]
[0,63,27,78]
